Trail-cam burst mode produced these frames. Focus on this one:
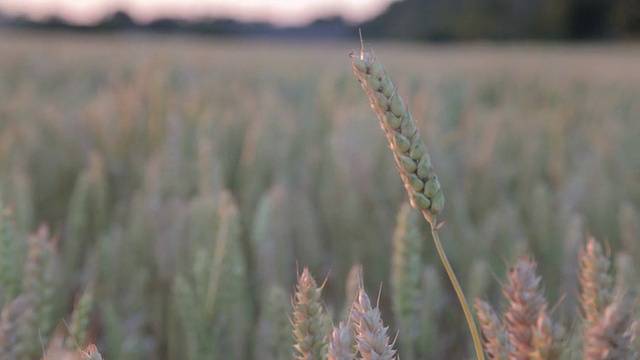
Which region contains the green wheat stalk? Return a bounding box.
[350,38,484,360]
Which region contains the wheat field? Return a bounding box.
[0,32,638,359]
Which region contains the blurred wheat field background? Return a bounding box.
[0,32,639,359]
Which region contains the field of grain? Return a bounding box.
[0,32,638,359]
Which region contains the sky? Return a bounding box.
[0,0,398,26]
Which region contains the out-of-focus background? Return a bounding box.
[1,0,639,39]
[0,1,638,359]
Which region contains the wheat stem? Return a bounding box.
[427,215,484,360]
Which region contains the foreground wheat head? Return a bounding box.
[350,39,484,360]
[475,257,565,360]
[349,42,443,225]
[0,209,101,360]
[350,288,397,360]
[293,267,397,360]
[476,237,638,360]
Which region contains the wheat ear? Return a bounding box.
[17,225,57,359]
[579,237,613,327]
[328,321,355,360]
[583,296,637,360]
[255,285,291,360]
[66,283,95,350]
[579,237,637,359]
[0,295,26,359]
[350,287,397,360]
[350,38,484,360]
[474,298,510,360]
[291,267,329,360]
[0,203,21,303]
[502,257,560,359]
[349,45,443,222]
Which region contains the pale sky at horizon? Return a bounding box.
[0,0,398,26]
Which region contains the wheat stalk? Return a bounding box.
[350,36,484,360]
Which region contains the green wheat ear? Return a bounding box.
[292,267,329,360]
[350,38,484,360]
[349,46,443,224]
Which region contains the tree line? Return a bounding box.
[1,0,638,40]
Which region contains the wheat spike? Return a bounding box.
[579,237,613,326]
[81,344,103,360]
[292,267,329,360]
[475,298,510,360]
[530,305,564,360]
[350,287,397,360]
[65,283,95,350]
[0,295,26,360]
[350,43,444,224]
[502,257,551,359]
[328,321,355,360]
[579,237,637,359]
[350,38,484,360]
[255,285,292,360]
[0,203,22,304]
[17,225,57,359]
[583,296,637,360]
